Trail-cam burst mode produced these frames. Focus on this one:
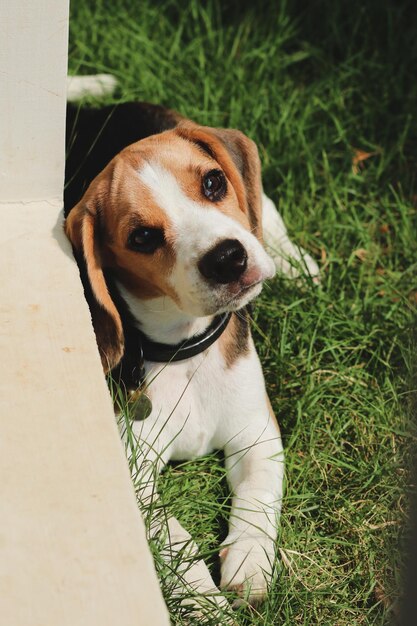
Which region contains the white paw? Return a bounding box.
[262,193,320,283]
[179,590,234,624]
[219,535,275,605]
[294,249,320,282]
[163,517,235,622]
[268,243,320,283]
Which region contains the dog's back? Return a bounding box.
[65,100,182,214]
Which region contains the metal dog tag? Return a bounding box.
[129,389,153,421]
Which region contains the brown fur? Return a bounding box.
[65,170,125,371]
[176,123,264,241]
[65,122,265,372]
[219,311,250,368]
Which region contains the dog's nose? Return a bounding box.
[198,239,248,284]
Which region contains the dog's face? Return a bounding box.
[66,122,275,370]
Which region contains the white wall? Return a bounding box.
[0,3,169,623]
[0,1,69,201]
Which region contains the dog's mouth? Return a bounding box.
[216,279,264,313]
[232,279,262,299]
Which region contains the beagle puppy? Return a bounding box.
[64,76,319,613]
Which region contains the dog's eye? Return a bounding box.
[202,169,227,201]
[127,227,164,254]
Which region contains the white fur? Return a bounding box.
[262,192,320,281]
[123,332,284,608]
[137,162,276,317]
[66,74,118,101]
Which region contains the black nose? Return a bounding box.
[198,239,248,284]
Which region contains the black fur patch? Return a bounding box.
[65,102,181,215]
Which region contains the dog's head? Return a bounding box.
[65,122,275,371]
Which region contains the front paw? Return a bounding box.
[219,535,275,606]
[297,250,320,283]
[271,247,320,283]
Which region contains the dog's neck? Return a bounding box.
[117,284,214,345]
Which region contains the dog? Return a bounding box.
[65,75,319,614]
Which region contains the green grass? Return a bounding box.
[69,1,417,623]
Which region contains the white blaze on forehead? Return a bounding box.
[137,161,184,223]
[137,160,249,243]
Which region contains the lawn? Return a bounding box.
[68,1,417,623]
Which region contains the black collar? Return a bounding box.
[141,312,232,362]
[117,312,232,390]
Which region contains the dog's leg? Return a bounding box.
[125,423,233,622]
[219,407,284,605]
[262,192,320,281]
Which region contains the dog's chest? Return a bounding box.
[140,344,250,460]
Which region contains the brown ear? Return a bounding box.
[65,183,124,373]
[177,122,264,241]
